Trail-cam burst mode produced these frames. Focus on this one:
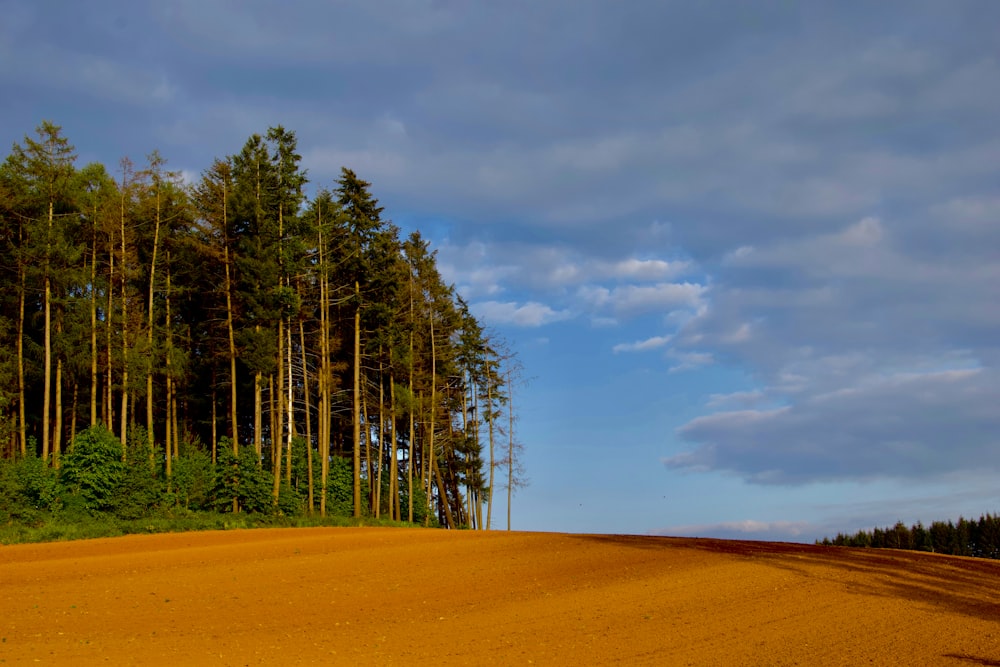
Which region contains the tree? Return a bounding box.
[334,168,385,518]
[3,122,78,462]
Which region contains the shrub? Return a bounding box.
[60,425,126,513]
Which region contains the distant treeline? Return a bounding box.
[818,514,1000,560]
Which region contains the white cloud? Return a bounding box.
[667,351,714,373]
[578,282,706,317]
[471,300,572,327]
[668,368,1000,485]
[653,520,811,541]
[612,335,671,354]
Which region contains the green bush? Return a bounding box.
[213,442,275,514]
[60,425,126,513]
[171,444,214,510]
[113,426,165,519]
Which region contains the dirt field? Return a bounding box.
[1,528,999,665]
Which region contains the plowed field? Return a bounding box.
[2,528,999,665]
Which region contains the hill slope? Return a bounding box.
[1,528,998,665]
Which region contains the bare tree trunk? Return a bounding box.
[145,175,162,465]
[390,370,399,522]
[254,367,262,458]
[486,369,496,530]
[271,371,281,503]
[105,237,114,431]
[53,355,62,467]
[375,358,385,518]
[90,226,98,428]
[164,254,173,478]
[300,320,313,513]
[319,225,329,517]
[407,280,415,522]
[286,321,293,484]
[17,265,26,457]
[222,186,238,451]
[352,284,361,518]
[43,199,52,461]
[70,382,79,447]
[119,166,130,456]
[426,313,436,526]
[432,456,455,529]
[507,367,514,531]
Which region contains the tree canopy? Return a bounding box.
[0,120,525,529]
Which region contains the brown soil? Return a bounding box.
[1,528,999,665]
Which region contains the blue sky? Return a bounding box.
[3,1,999,542]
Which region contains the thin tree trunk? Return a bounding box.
[105,235,114,431]
[211,376,218,463]
[286,321,293,484]
[426,312,436,525]
[486,368,496,530]
[90,224,98,428]
[363,379,372,514]
[300,319,313,513]
[352,284,361,518]
[119,171,129,456]
[53,355,62,467]
[146,178,161,464]
[17,263,26,457]
[407,278,415,522]
[507,367,514,531]
[164,254,173,478]
[432,455,455,529]
[375,358,385,518]
[254,367,262,458]
[271,371,281,503]
[223,186,238,450]
[70,382,78,447]
[390,370,399,522]
[43,199,53,461]
[318,223,329,517]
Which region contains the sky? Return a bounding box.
[2,1,999,542]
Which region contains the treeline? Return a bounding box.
[819,514,1000,560]
[0,121,524,529]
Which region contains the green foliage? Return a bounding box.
[60,425,126,513]
[0,455,59,524]
[212,441,274,514]
[326,455,368,517]
[171,443,214,510]
[113,426,165,519]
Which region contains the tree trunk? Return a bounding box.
[507,367,514,531]
[300,319,313,513]
[432,456,455,529]
[254,366,262,459]
[390,371,399,522]
[318,225,329,517]
[146,177,161,465]
[164,254,173,478]
[119,171,129,456]
[426,312,436,525]
[286,321,293,485]
[375,358,385,518]
[222,183,238,451]
[43,199,52,461]
[352,283,361,518]
[486,366,495,530]
[90,223,98,428]
[17,263,26,457]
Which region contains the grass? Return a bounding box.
[0,511,427,545]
